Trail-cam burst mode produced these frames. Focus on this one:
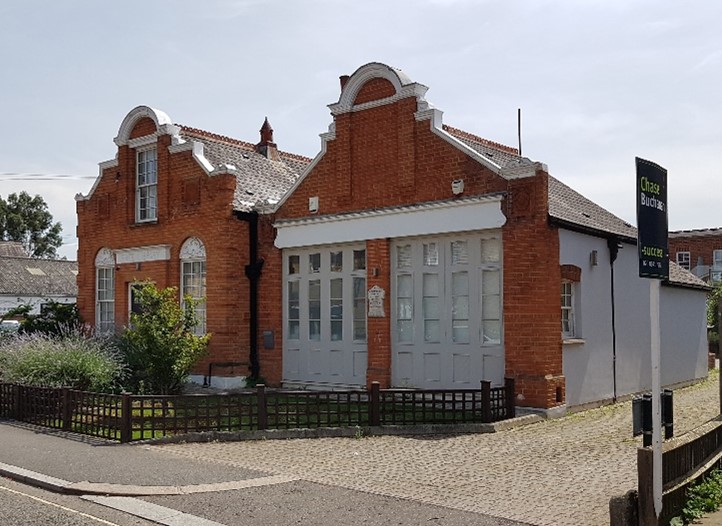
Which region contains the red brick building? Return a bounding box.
[77,63,709,410]
[669,228,722,284]
[75,106,310,388]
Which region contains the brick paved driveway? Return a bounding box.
[153,372,720,526]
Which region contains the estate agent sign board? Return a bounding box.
[636,157,669,279]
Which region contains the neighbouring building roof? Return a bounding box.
[0,241,29,258]
[669,227,722,238]
[179,126,312,212]
[0,257,78,296]
[668,262,711,290]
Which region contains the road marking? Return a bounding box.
[82,495,229,526]
[0,484,121,525]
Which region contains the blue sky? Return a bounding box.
[1,0,721,259]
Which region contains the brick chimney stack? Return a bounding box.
[255,117,279,161]
[340,75,350,91]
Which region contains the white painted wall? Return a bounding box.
[560,229,708,407]
[0,295,76,316]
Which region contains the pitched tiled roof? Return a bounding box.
[0,241,28,258]
[442,125,522,169]
[429,124,707,291]
[669,227,722,238]
[0,257,78,296]
[179,127,311,212]
[668,261,711,290]
[548,176,637,241]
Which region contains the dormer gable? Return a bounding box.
[114,105,181,148]
[328,62,429,116]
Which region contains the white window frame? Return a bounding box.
[284,246,367,345]
[676,251,690,271]
[96,266,115,333]
[136,147,158,222]
[712,250,722,284]
[392,233,502,348]
[180,238,207,336]
[561,280,575,339]
[713,250,722,269]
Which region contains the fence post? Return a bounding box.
[637,447,658,526]
[61,388,72,432]
[369,381,380,427]
[120,392,131,443]
[481,381,491,423]
[505,377,516,419]
[13,384,22,421]
[257,384,268,431]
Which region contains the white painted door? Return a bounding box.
[392,233,504,388]
[283,246,367,387]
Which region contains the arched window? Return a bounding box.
[180,238,206,335]
[95,248,115,333]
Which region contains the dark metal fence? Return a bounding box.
[638,422,722,526]
[0,378,515,443]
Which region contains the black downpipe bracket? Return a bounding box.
[235,211,263,380]
[607,236,620,402]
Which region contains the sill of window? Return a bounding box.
[131,220,158,227]
[562,338,586,346]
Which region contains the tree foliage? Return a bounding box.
[708,282,722,343]
[4,302,83,337]
[0,191,63,258]
[120,282,210,394]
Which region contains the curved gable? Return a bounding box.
[114,105,178,147]
[329,62,428,116]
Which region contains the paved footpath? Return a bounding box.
[152,372,721,526]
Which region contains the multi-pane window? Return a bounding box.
[422,273,440,342]
[96,267,115,333]
[285,247,367,344]
[353,276,367,341]
[713,250,722,284]
[182,261,206,334]
[481,270,501,344]
[136,147,157,222]
[308,279,321,340]
[180,238,206,335]
[480,237,502,345]
[393,234,502,347]
[561,281,575,338]
[676,251,690,270]
[288,281,300,339]
[714,250,722,268]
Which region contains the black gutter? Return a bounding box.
[234,210,264,379]
[607,236,620,403]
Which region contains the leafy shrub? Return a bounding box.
[120,282,210,394]
[0,332,126,392]
[4,302,83,337]
[671,469,722,525]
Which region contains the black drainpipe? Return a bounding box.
[234,210,264,380]
[607,236,620,402]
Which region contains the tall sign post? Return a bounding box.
[636,157,669,520]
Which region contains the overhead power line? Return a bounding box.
[0,172,96,181]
